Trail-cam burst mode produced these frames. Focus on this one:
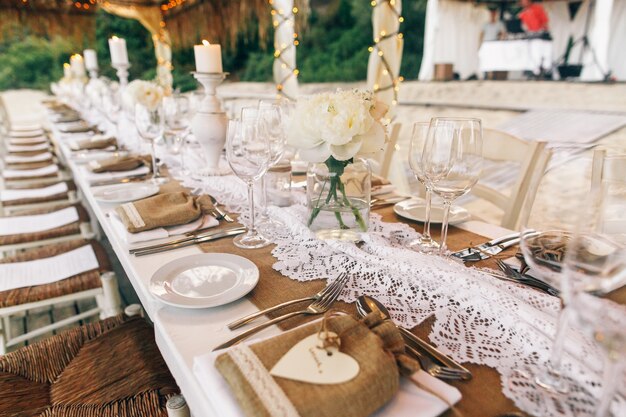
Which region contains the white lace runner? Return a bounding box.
[87,110,626,417]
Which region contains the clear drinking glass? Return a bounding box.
[257,102,286,232]
[164,95,191,176]
[407,122,439,252]
[422,117,483,254]
[135,103,165,183]
[226,119,272,249]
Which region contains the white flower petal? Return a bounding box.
[331,138,362,161]
[299,142,332,163]
[357,122,386,156]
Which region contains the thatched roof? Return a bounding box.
[0,0,309,48]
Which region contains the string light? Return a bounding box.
[269,0,300,101]
[369,0,404,108]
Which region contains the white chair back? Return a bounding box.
[472,128,551,230]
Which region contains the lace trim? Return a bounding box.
[228,345,301,417]
[120,202,145,228]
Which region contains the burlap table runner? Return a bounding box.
[198,204,626,417]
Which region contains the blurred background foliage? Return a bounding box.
[0,0,426,92]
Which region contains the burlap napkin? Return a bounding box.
[344,172,391,195]
[75,136,117,151]
[89,155,150,173]
[115,192,215,233]
[215,313,420,417]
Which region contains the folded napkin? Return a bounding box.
[205,314,461,417]
[110,212,218,244]
[88,155,150,173]
[5,152,53,165]
[115,192,215,233]
[344,172,394,196]
[71,135,117,151]
[81,165,150,184]
[58,122,93,133]
[7,143,50,153]
[0,182,68,202]
[0,245,99,292]
[2,164,59,179]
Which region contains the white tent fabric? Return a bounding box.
[419,0,626,81]
[367,0,404,117]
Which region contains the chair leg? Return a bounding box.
[0,317,7,355]
[166,394,191,417]
[98,272,123,319]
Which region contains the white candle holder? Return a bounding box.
[88,69,99,80]
[113,63,130,88]
[190,72,230,176]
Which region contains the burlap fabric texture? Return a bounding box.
[75,136,117,150]
[89,155,150,173]
[115,192,214,233]
[215,313,420,417]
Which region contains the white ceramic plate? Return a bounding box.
[93,182,159,204]
[393,199,471,225]
[149,253,259,309]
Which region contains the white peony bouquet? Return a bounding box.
[123,79,164,111]
[287,89,388,230]
[287,89,388,163]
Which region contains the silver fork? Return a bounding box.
[227,272,350,330]
[213,275,348,351]
[405,343,468,380]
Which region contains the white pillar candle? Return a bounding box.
[70,54,86,77]
[63,63,72,78]
[84,49,98,70]
[194,40,223,73]
[108,36,129,66]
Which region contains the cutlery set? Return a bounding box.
[214,273,473,381]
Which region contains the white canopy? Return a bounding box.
[418,0,626,81]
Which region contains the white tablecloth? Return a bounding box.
[479,39,553,74]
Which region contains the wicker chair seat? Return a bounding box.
[0,239,109,308]
[0,204,89,246]
[5,161,54,170]
[1,181,76,207]
[0,315,179,417]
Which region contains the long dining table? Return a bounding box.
[47,110,626,417]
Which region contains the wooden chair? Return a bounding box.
[0,181,79,216]
[472,129,552,230]
[0,313,180,416]
[591,149,626,234]
[0,239,122,354]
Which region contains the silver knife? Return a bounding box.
[451,231,538,262]
[209,195,234,223]
[133,227,246,256]
[129,226,245,254]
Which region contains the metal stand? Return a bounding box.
[190,72,230,176]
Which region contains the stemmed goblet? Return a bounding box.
[135,103,165,184]
[407,122,439,252]
[164,95,191,176]
[256,102,286,232]
[421,117,483,254]
[226,119,272,249]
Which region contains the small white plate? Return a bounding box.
[394,199,471,225]
[93,182,159,203]
[149,253,259,309]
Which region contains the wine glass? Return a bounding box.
[164,95,191,176]
[256,102,286,232]
[226,119,272,249]
[407,122,440,252]
[135,103,165,183]
[421,117,483,254]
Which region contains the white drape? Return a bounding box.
[418,0,625,81]
[367,0,403,116]
[272,0,299,100]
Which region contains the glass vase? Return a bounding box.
[306,157,371,241]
